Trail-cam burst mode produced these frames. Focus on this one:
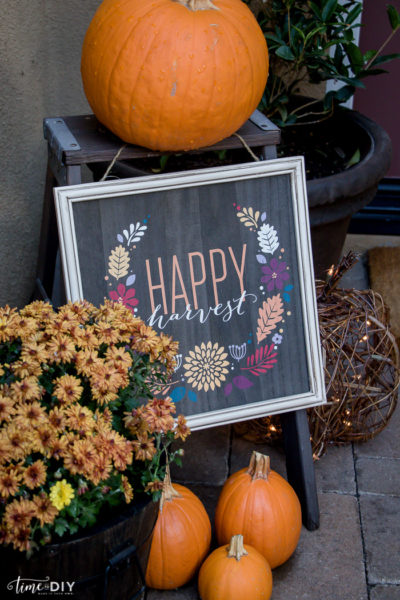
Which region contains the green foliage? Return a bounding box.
[246,0,400,126]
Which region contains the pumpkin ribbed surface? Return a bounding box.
[198,534,272,600]
[145,480,211,589]
[81,0,269,151]
[215,452,302,568]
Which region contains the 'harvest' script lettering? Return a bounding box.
[147,291,258,330]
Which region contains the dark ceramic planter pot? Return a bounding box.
[306,110,392,279]
[0,495,158,600]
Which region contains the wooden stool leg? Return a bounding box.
[280,409,320,531]
[33,162,59,302]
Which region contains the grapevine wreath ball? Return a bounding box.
[81,0,269,151]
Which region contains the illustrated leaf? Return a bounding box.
[242,344,278,376]
[257,224,279,254]
[117,234,124,243]
[187,390,197,402]
[127,223,147,246]
[283,293,291,302]
[233,375,254,389]
[256,295,284,343]
[224,382,233,397]
[170,387,186,403]
[256,254,267,264]
[126,274,136,286]
[237,207,259,229]
[261,212,267,222]
[108,245,130,280]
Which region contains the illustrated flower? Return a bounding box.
[272,333,283,345]
[229,343,247,362]
[109,284,139,311]
[49,480,75,511]
[261,258,289,291]
[184,341,229,392]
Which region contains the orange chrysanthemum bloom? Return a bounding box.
[14,316,38,341]
[53,374,83,405]
[143,398,176,433]
[74,325,98,348]
[32,426,57,457]
[11,358,42,378]
[46,333,76,364]
[74,348,102,376]
[174,415,190,441]
[144,479,164,494]
[10,376,41,403]
[105,346,132,372]
[23,460,47,489]
[90,453,113,485]
[64,405,95,434]
[0,467,22,498]
[131,433,157,462]
[121,475,133,504]
[48,407,67,432]
[94,321,121,345]
[6,426,31,461]
[0,308,19,343]
[31,493,59,526]
[7,526,32,552]
[20,341,49,366]
[48,435,69,461]
[0,394,15,423]
[4,498,35,531]
[16,401,46,427]
[63,450,86,477]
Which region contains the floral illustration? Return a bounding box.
[261,258,290,291]
[272,333,283,345]
[184,341,229,392]
[229,343,247,362]
[109,283,139,312]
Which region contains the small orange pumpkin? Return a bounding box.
[145,467,211,589]
[198,534,273,600]
[81,0,269,151]
[215,451,302,568]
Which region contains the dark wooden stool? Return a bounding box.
[35,110,280,305]
[35,111,319,531]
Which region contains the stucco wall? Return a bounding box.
[0,1,99,307]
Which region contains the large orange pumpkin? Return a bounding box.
[81,0,269,151]
[198,534,273,600]
[145,467,211,589]
[215,451,302,568]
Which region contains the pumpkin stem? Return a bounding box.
[227,534,249,561]
[247,451,271,481]
[160,464,182,512]
[173,0,218,11]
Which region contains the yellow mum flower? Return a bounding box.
[49,479,75,511]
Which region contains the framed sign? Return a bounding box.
[54,158,325,430]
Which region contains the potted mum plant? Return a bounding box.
[0,299,188,599]
[246,0,400,277]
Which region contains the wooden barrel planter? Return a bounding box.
[0,495,158,599]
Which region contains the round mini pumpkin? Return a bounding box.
[215,451,302,568]
[81,0,269,151]
[145,467,211,589]
[198,534,273,600]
